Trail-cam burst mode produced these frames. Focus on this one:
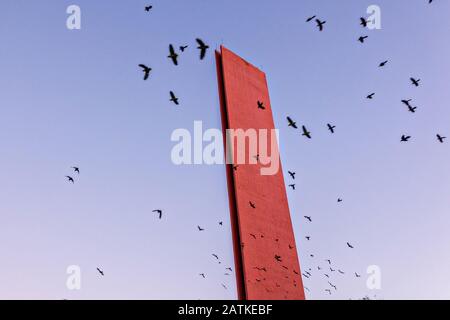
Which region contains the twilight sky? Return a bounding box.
[0,0,449,300]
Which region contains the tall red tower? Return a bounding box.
[216,47,305,300]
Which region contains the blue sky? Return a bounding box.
[0,0,449,300]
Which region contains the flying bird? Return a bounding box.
[212,254,219,260]
[219,221,223,226]
[337,198,343,203]
[179,45,188,52]
[169,91,179,105]
[379,60,388,67]
[410,77,421,87]
[401,135,411,142]
[138,64,152,80]
[288,171,296,179]
[274,255,282,262]
[289,184,296,190]
[71,167,80,174]
[96,268,104,276]
[221,284,227,290]
[327,124,336,133]
[408,105,417,113]
[199,273,206,278]
[144,5,153,12]
[249,201,256,209]
[257,101,265,110]
[358,36,368,43]
[437,134,446,143]
[366,93,375,99]
[360,17,368,27]
[325,289,332,295]
[65,176,74,184]
[338,270,345,274]
[226,267,233,272]
[347,242,354,249]
[152,209,163,219]
[304,216,312,222]
[287,116,298,129]
[306,15,316,22]
[302,126,312,139]
[167,44,179,65]
[315,19,326,31]
[325,259,331,265]
[196,38,209,60]
[401,99,412,107]
[198,226,205,231]
[355,272,361,278]
[305,236,311,241]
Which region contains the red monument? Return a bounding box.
[216,47,305,300]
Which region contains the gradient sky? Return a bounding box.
[1,0,449,300]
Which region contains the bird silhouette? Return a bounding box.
[289,184,296,190]
[401,99,412,107]
[367,93,375,99]
[257,101,265,110]
[249,201,256,209]
[167,44,179,65]
[304,216,312,222]
[288,171,296,179]
[221,284,227,290]
[338,270,345,274]
[325,289,332,295]
[65,176,74,184]
[138,64,152,80]
[328,282,337,290]
[302,126,312,139]
[437,134,446,143]
[274,255,282,262]
[198,226,205,231]
[250,234,257,239]
[212,254,219,260]
[355,272,361,278]
[337,198,343,203]
[179,45,188,52]
[330,267,335,272]
[305,236,311,241]
[401,135,411,142]
[358,36,369,43]
[325,259,331,265]
[410,77,421,87]
[96,268,104,276]
[379,60,388,67]
[199,273,206,278]
[226,267,233,272]
[347,242,354,249]
[196,38,209,60]
[315,19,326,31]
[144,5,153,12]
[71,167,80,174]
[169,91,179,105]
[408,105,417,113]
[360,17,368,27]
[152,209,163,219]
[219,221,223,226]
[287,116,298,129]
[327,124,336,133]
[306,15,316,22]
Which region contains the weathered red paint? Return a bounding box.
[216,47,305,300]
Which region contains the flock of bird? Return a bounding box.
[64,1,442,299]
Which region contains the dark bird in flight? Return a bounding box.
[358,36,368,43]
[360,17,368,27]
[324,274,330,278]
[254,266,267,272]
[198,226,205,231]
[410,77,421,87]
[219,221,223,226]
[304,216,312,222]
[233,165,239,171]
[408,105,417,113]
[289,244,294,249]
[179,45,188,52]
[226,267,233,272]
[330,267,335,272]
[71,167,80,174]
[355,272,361,278]
[302,273,310,279]
[152,209,163,219]
[337,198,343,203]
[325,289,332,295]
[327,124,336,133]
[249,201,256,209]
[250,234,257,239]
[138,64,152,80]
[221,284,227,290]
[379,60,388,67]
[338,270,345,274]
[287,116,298,129]
[302,126,312,139]
[196,38,209,60]
[437,134,446,143]
[325,259,331,265]
[212,254,219,260]
[257,101,265,110]
[167,44,179,65]
[328,282,337,290]
[169,91,179,105]
[96,268,104,276]
[315,19,326,31]
[347,242,354,249]
[144,5,153,12]
[199,273,206,278]
[305,236,311,241]
[65,176,74,184]
[288,171,296,179]
[401,135,411,142]
[366,93,375,99]
[401,99,412,107]
[306,15,316,22]
[289,184,296,190]
[274,255,282,262]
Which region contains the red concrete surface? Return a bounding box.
[216,46,305,300]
